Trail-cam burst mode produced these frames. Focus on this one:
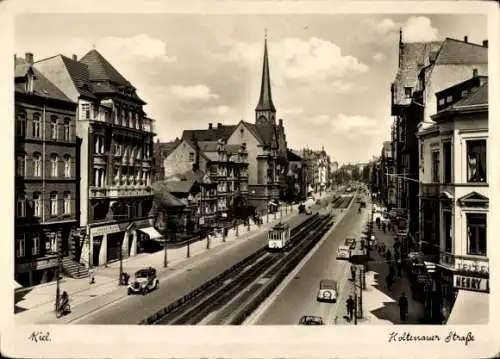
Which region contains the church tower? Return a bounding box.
[255,31,276,125]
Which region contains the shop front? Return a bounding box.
[446,272,489,324]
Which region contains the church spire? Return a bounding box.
[255,29,276,125]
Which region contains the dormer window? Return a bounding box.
[25,72,34,94]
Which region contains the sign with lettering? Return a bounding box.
[91,224,124,236]
[453,275,488,292]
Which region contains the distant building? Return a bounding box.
[36,50,157,268]
[418,76,489,324]
[14,53,78,287]
[153,137,181,182]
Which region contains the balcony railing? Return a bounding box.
[89,186,152,199]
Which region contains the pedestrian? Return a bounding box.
[388,222,392,232]
[386,273,394,291]
[385,249,392,262]
[410,282,417,301]
[396,259,403,277]
[398,292,409,322]
[346,295,355,322]
[382,222,386,233]
[89,268,95,284]
[376,218,381,229]
[350,265,356,282]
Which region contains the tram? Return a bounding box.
[268,222,291,250]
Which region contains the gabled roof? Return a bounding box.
[166,138,210,161]
[59,55,97,100]
[458,191,489,207]
[164,180,197,194]
[435,38,488,65]
[151,183,185,207]
[15,58,74,103]
[182,124,237,142]
[79,49,131,86]
[154,138,181,158]
[287,149,302,162]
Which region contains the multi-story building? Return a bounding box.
[153,137,181,182]
[164,133,249,225]
[418,75,489,324]
[378,141,396,207]
[390,30,442,235]
[14,53,78,286]
[36,50,157,267]
[286,149,305,201]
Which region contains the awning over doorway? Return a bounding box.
[447,290,489,324]
[14,280,23,290]
[138,227,164,241]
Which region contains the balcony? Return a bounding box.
[439,252,489,276]
[89,186,153,199]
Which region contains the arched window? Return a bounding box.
[33,192,41,217]
[63,192,71,214]
[32,112,41,138]
[63,119,71,141]
[33,153,42,177]
[16,155,25,176]
[16,111,26,137]
[17,193,26,217]
[51,154,59,177]
[50,116,58,140]
[50,192,58,215]
[63,155,71,178]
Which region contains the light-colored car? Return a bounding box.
[127,267,159,295]
[336,245,351,259]
[299,315,324,325]
[317,279,338,303]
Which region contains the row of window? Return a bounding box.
[429,139,486,183]
[16,154,72,178]
[16,111,72,141]
[15,232,59,258]
[94,135,152,159]
[81,103,144,130]
[93,167,152,187]
[16,192,72,218]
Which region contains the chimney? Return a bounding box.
[473,68,478,78]
[464,36,468,43]
[217,122,222,128]
[25,52,34,65]
[483,40,488,48]
[279,119,283,127]
[14,54,16,63]
[208,123,213,130]
[72,54,78,61]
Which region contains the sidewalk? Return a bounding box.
[337,201,424,325]
[14,201,317,324]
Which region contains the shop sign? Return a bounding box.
[16,258,58,272]
[453,275,488,292]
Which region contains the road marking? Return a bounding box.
[243,193,356,325]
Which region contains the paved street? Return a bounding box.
[16,192,333,325]
[248,192,364,325]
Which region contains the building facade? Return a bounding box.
[14,54,78,286]
[36,50,157,268]
[153,138,181,182]
[418,76,489,324]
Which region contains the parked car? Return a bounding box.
[298,315,324,325]
[345,237,356,249]
[336,245,351,259]
[317,279,338,303]
[127,267,159,295]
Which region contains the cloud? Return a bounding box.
[331,114,380,135]
[356,16,440,45]
[169,85,219,101]
[97,34,177,63]
[213,37,368,86]
[373,52,386,62]
[310,115,330,125]
[402,16,440,42]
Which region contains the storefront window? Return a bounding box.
[467,213,486,256]
[466,139,487,183]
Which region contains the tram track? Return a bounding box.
[140,195,352,325]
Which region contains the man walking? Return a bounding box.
[346,295,355,322]
[398,292,408,322]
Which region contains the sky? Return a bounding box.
[15,13,487,165]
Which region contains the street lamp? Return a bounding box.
[54,231,62,314]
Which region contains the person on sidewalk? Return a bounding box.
[385,248,392,263]
[396,259,403,277]
[398,292,408,322]
[382,222,386,233]
[350,265,356,282]
[346,295,355,322]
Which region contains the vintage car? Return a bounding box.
[317,279,338,303]
[298,315,325,325]
[345,237,356,249]
[127,267,159,295]
[336,245,351,259]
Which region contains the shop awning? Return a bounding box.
[14,280,23,290]
[138,227,164,241]
[447,290,489,324]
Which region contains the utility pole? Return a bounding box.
[359,265,364,320]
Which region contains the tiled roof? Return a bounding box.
[442,82,488,112]
[182,124,237,142]
[393,41,442,105]
[164,180,197,194]
[436,38,488,65]
[154,139,181,158]
[60,55,97,99]
[79,49,131,86]
[15,58,74,103]
[242,121,264,143]
[181,169,206,182]
[198,141,219,152]
[152,182,186,207]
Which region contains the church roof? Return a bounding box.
[255,37,276,112]
[79,49,131,86]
